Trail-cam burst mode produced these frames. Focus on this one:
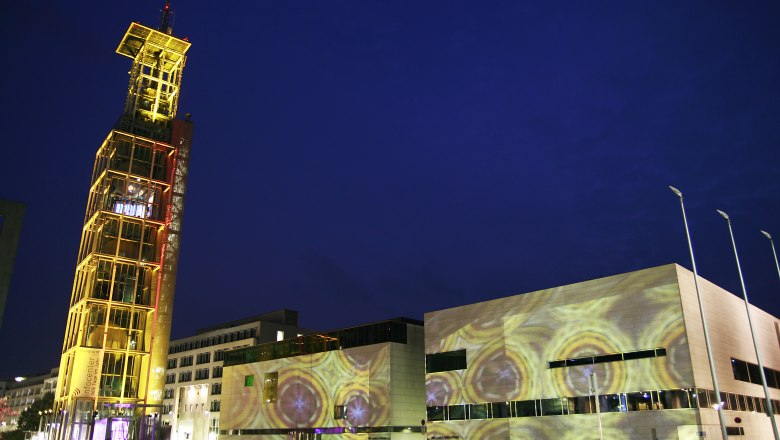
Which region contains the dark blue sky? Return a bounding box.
[1,1,779,378]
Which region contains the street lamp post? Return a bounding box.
[717,212,779,440]
[761,230,780,283]
[669,186,729,440]
[589,372,604,440]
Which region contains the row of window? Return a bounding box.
[547,348,667,368]
[426,350,467,373]
[221,426,422,436]
[732,357,780,389]
[169,329,257,354]
[5,387,42,398]
[162,385,222,401]
[225,320,412,367]
[168,350,225,369]
[164,367,223,385]
[427,387,780,422]
[425,347,668,374]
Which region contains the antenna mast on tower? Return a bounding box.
[159,1,173,34]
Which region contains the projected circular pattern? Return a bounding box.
[427,280,687,412]
[269,366,330,427]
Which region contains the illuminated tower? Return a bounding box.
[54,3,192,439]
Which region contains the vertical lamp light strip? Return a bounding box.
[144,140,177,408]
[668,186,729,440]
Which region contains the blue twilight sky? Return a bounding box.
[1,1,779,378]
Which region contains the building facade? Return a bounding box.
[219,319,426,440]
[423,264,780,440]
[54,4,193,440]
[161,311,306,440]
[0,368,58,433]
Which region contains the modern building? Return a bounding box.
[0,199,26,330]
[0,368,58,433]
[161,310,307,440]
[219,318,426,440]
[423,264,780,440]
[53,3,194,440]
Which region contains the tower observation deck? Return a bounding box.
[54,3,193,440]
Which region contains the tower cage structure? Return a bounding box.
[54,4,193,440]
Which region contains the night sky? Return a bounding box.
[1,1,779,378]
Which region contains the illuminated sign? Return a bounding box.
[70,348,103,398]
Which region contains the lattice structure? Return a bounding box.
[54,5,193,440]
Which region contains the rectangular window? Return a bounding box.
[179,371,192,382]
[165,373,175,384]
[746,363,763,385]
[566,356,594,367]
[765,367,778,388]
[210,400,221,412]
[180,356,193,367]
[514,400,537,417]
[726,426,745,436]
[211,383,222,395]
[732,359,750,382]
[598,394,625,413]
[540,398,567,416]
[490,402,510,418]
[468,403,488,419]
[598,353,624,363]
[659,389,693,409]
[625,392,652,411]
[197,352,211,364]
[212,366,223,378]
[195,368,209,380]
[448,404,466,420]
[622,349,655,361]
[214,350,225,362]
[264,372,278,403]
[277,331,285,341]
[426,349,467,373]
[244,375,254,387]
[426,406,444,422]
[167,359,177,369]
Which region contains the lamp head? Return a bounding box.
[668,186,682,197]
[716,209,729,220]
[761,230,772,240]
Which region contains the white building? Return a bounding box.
[0,368,58,433]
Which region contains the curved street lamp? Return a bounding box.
[669,186,728,440]
[760,230,780,283]
[717,211,779,440]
